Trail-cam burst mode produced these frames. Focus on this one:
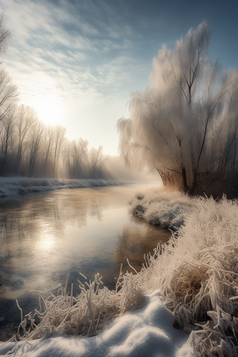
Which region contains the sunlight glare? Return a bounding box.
[36,234,55,252]
[30,95,65,126]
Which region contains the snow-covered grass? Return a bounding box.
[0,290,190,357]
[129,188,238,355]
[0,268,190,356]
[129,187,198,230]
[0,177,129,199]
[8,270,144,342]
[2,187,238,356]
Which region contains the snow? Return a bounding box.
[129,188,198,230]
[0,177,130,199]
[0,291,191,357]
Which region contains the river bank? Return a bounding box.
[0,177,132,200]
[2,185,237,355]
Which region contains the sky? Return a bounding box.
[0,0,237,155]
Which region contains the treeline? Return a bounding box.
[0,104,106,178]
[0,14,107,179]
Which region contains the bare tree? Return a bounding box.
[14,105,38,173]
[0,14,11,56]
[52,125,66,175]
[0,109,15,174]
[0,13,18,175]
[64,138,88,178]
[88,146,105,178]
[41,125,55,175]
[0,68,18,122]
[0,14,18,123]
[27,120,44,176]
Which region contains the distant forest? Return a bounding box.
[0,104,106,178]
[0,14,112,179]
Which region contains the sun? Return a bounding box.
[30,95,65,126]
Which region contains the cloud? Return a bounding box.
[6,0,236,155]
[0,0,151,116]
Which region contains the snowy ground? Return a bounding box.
[0,177,129,199]
[0,291,191,357]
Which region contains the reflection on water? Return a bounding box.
[116,217,170,274]
[0,184,170,338]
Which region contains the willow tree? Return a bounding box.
[117,22,238,196]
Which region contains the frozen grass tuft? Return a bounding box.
[8,270,144,346]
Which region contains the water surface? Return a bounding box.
[0,184,170,339]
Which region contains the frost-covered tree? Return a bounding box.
[0,14,18,123]
[117,22,238,197]
[14,105,38,173]
[0,109,15,174]
[0,13,18,174]
[41,125,55,175]
[88,146,105,178]
[52,125,66,175]
[64,138,88,178]
[26,120,44,176]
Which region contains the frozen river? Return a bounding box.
[0,184,170,339]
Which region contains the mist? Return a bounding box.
[117,21,238,197]
[0,105,148,181]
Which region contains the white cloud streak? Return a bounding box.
[0,0,148,111]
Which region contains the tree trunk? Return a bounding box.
[181,166,188,192]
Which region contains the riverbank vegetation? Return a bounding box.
[129,187,198,230]
[3,188,238,356]
[131,187,238,356]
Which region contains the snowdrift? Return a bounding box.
[0,177,129,199]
